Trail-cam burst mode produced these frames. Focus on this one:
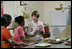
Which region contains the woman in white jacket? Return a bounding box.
[28,10,45,41]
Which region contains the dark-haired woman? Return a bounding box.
[28,10,45,41]
[13,16,28,48]
[1,14,13,48]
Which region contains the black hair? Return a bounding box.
[1,17,6,26]
[31,10,39,18]
[1,14,12,26]
[15,16,24,25]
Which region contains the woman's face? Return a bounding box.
[32,15,38,22]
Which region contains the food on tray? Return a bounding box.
[35,42,51,47]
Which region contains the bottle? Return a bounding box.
[43,24,50,38]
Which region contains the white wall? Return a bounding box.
[43,1,71,37]
[30,1,44,22]
[3,1,15,19]
[3,1,29,20]
[3,1,44,21]
[3,1,44,27]
[3,1,71,25]
[44,1,71,24]
[3,1,71,36]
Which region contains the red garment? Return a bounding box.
[1,27,12,48]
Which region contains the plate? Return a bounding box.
[35,42,51,47]
[48,38,66,44]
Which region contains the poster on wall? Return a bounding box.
[1,1,3,16]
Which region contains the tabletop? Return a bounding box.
[22,42,71,48]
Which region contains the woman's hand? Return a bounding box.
[38,25,43,31]
[33,27,40,33]
[34,26,43,32]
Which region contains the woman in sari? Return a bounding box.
[1,14,13,48]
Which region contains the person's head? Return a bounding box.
[31,10,39,22]
[15,16,24,26]
[1,14,12,27]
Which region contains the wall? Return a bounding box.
[3,1,30,20]
[3,1,44,27]
[3,1,44,21]
[30,1,44,22]
[44,1,71,24]
[3,1,71,25]
[3,1,71,36]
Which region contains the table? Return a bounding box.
[22,43,71,48]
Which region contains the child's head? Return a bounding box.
[15,16,24,26]
[1,14,12,27]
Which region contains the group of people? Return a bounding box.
[1,10,50,48]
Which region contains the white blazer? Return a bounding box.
[28,20,45,40]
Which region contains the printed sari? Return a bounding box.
[1,26,13,48]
